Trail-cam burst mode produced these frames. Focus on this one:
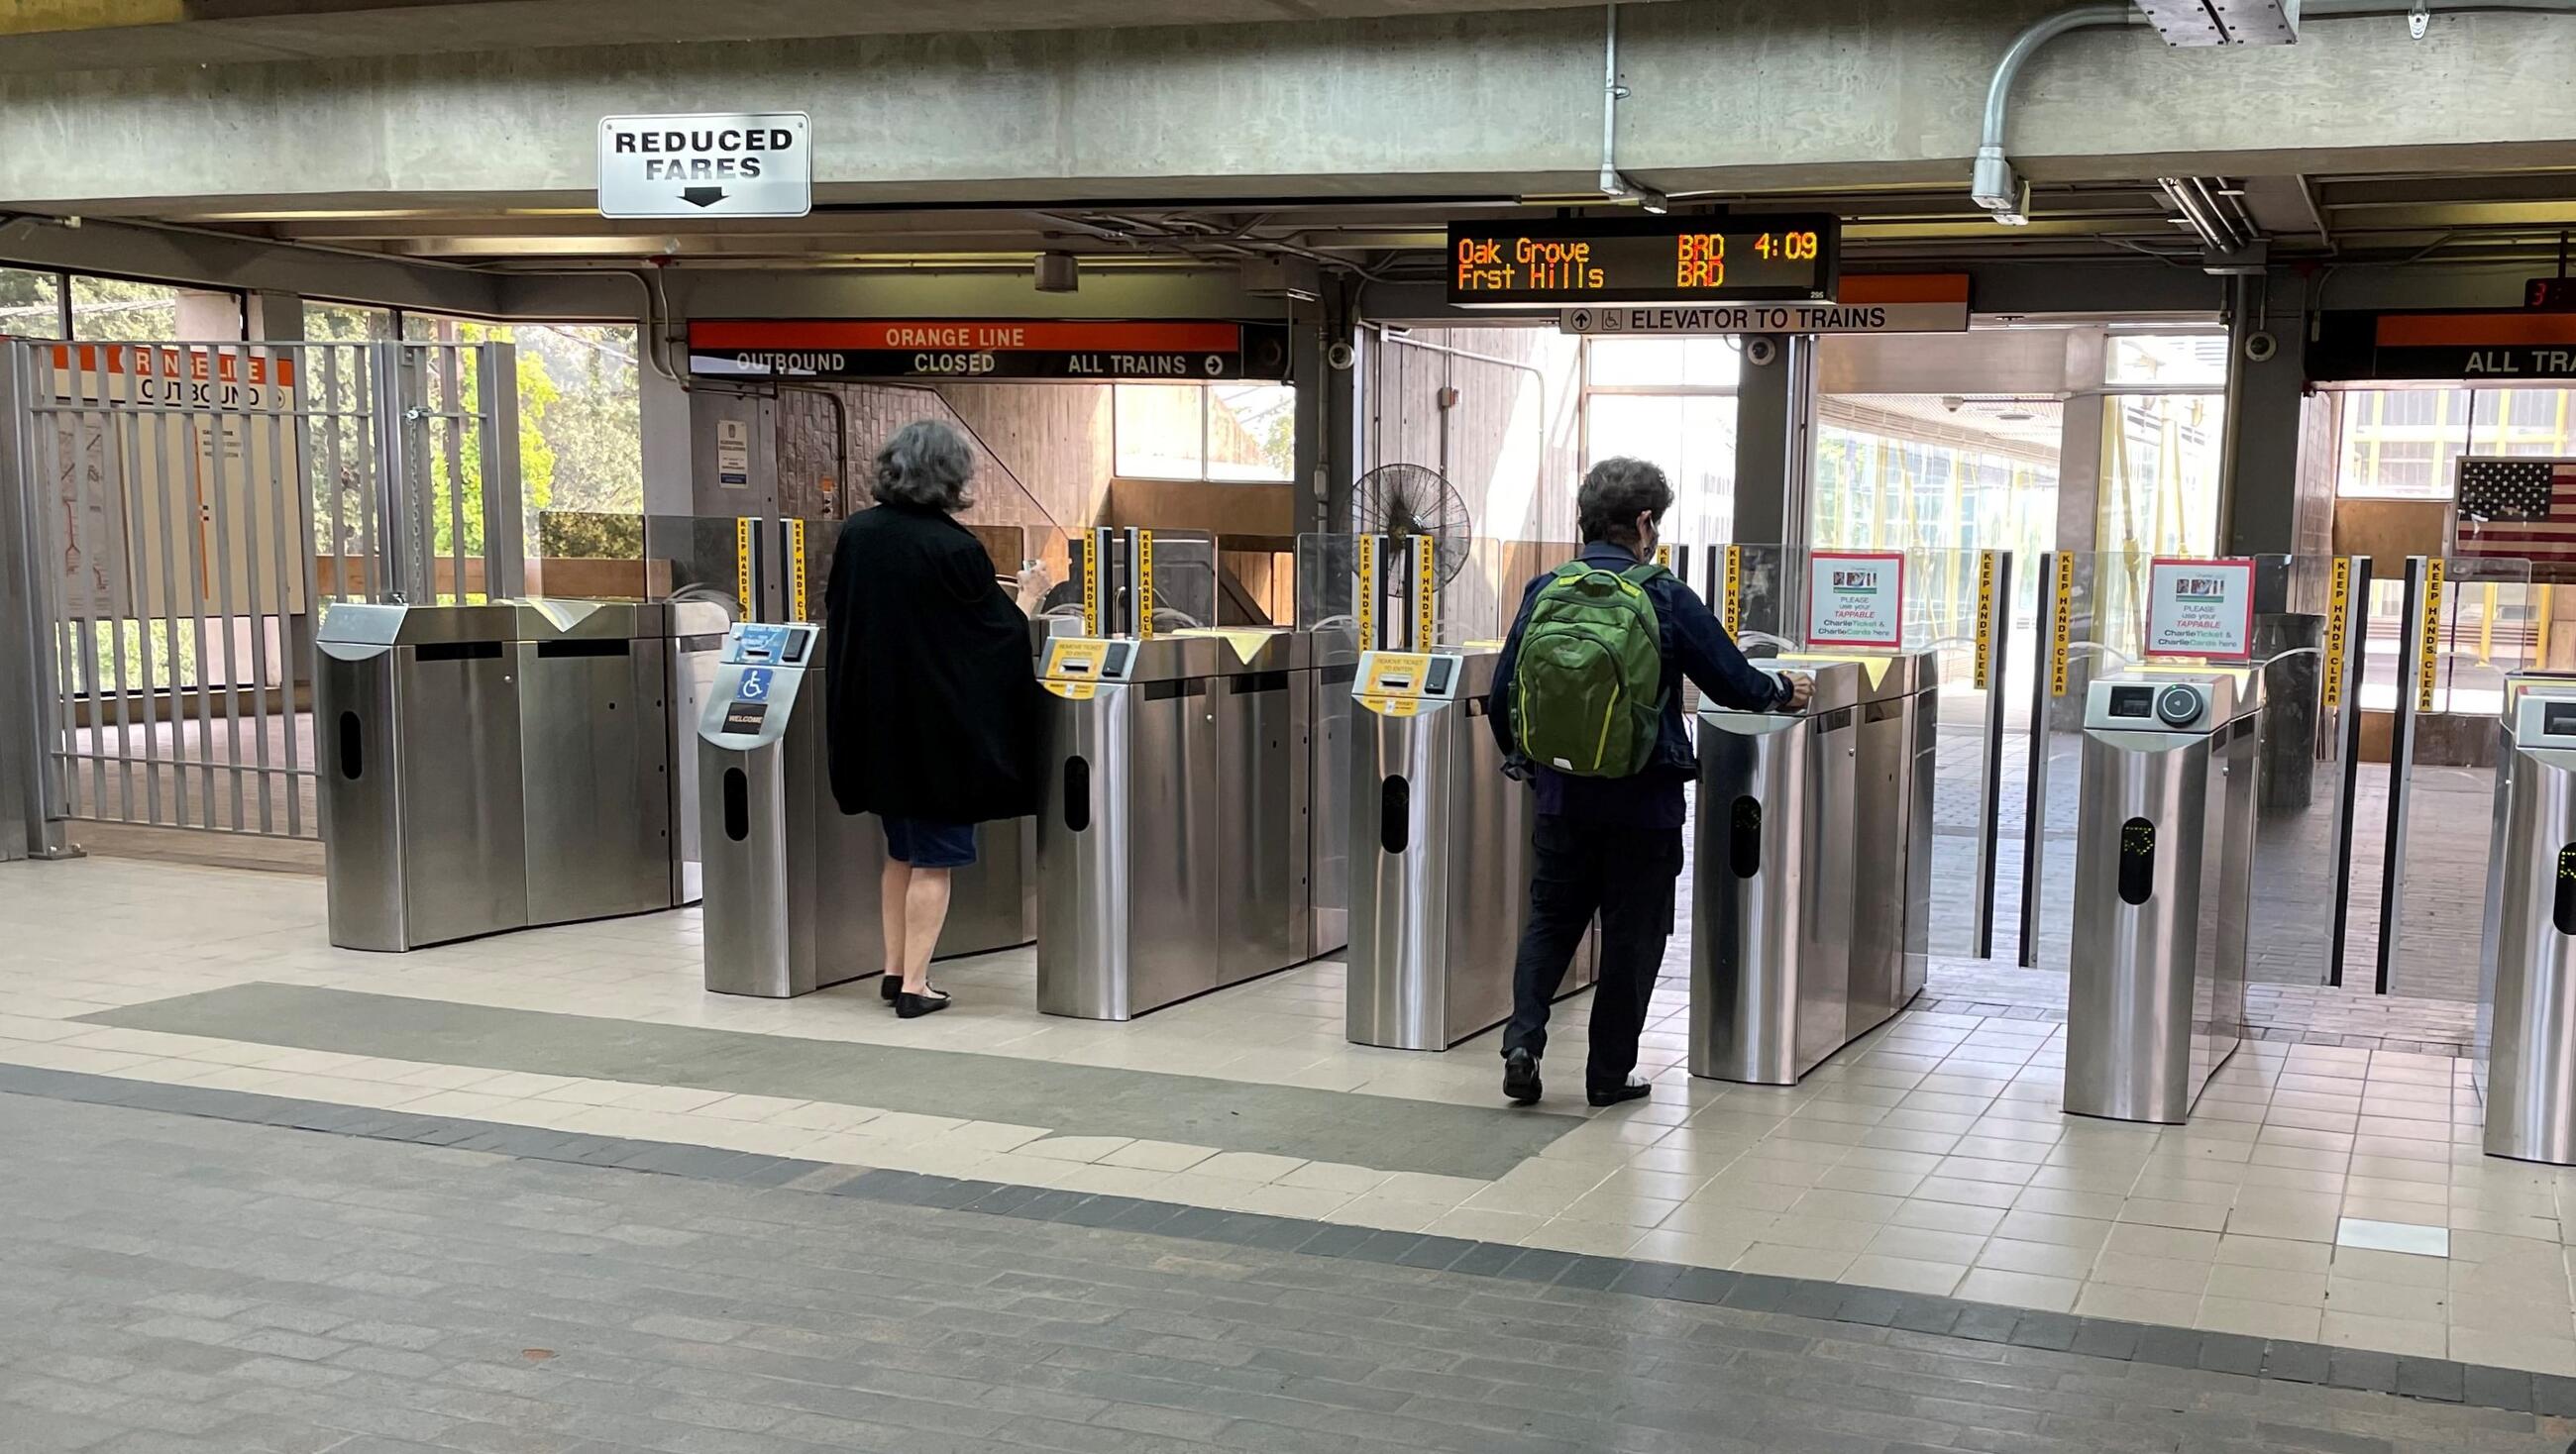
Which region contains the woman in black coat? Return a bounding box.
[822,421,1049,1017]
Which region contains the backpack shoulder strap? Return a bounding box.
[1617,562,1669,589]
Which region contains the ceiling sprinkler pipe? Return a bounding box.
[1979,1,2576,222]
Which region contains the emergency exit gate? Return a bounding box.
[0,338,521,859]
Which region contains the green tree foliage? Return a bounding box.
[0,266,58,336]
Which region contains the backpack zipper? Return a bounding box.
[1590,681,1621,770]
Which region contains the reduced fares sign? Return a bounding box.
[598,113,810,218]
[688,320,1293,382]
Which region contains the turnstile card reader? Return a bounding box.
[1692,661,1864,1085]
[2477,675,2576,1163]
[2064,668,2260,1124]
[698,624,1032,999]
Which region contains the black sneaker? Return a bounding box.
[1503,1048,1542,1106]
[1586,1077,1651,1108]
[895,988,952,1019]
[880,975,902,1004]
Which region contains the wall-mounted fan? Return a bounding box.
[1350,463,1472,585]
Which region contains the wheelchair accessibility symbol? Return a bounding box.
[736,668,774,702]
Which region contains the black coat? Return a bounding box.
[822,503,1042,824]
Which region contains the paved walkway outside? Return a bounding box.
[5,1090,2568,1454]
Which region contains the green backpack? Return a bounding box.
[1512,561,1666,778]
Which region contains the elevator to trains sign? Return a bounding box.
[1559,274,1970,336]
[598,113,810,219]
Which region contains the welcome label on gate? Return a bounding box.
[1805,551,1904,650]
[2144,557,2256,661]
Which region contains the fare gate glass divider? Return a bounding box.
[2348,562,2414,990]
[2016,551,2351,986]
[2382,555,2538,1004]
[1894,546,2000,966]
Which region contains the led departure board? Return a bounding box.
[1446,215,1840,307]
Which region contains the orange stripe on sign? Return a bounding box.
[1838,274,1970,306]
[2375,312,2576,347]
[690,320,1245,353]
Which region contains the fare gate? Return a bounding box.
[0,339,520,859]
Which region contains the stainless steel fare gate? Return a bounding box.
[0,339,521,857]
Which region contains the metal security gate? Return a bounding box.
[0,339,519,857]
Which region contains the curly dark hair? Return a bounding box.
[1576,457,1673,546]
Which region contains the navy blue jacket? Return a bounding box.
[1487,542,1789,830]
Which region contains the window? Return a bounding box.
[2106,333,2228,387]
[2098,393,2226,558]
[1587,336,1741,388]
[2334,388,2527,499]
[1809,396,2060,558]
[1580,337,1741,542]
[0,267,60,338]
[400,313,646,517]
[1114,382,1294,482]
[1584,394,1739,542]
[302,302,397,342]
[67,276,241,341]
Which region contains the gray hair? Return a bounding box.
[872,420,975,512]
[1576,456,1673,546]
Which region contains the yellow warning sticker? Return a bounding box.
[2416,559,2444,711]
[1174,627,1286,664]
[1722,545,1743,636]
[1080,535,1101,637]
[1415,540,1437,650]
[1042,681,1098,700]
[1355,536,1377,649]
[1973,552,1996,691]
[735,516,754,615]
[789,518,809,622]
[2049,558,2075,697]
[1136,529,1155,641]
[2322,556,2351,709]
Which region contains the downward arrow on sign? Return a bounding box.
[682,186,728,207]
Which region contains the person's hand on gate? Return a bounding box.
[1779,672,1814,712]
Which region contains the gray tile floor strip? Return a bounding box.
[77,982,1581,1179]
[4,1059,2566,1424]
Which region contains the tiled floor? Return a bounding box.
[5,853,2574,1383]
[15,1092,2568,1454]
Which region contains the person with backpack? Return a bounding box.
[1488,457,1812,1107]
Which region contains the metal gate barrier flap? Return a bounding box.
[0,338,520,857]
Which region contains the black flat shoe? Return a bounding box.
[1503,1048,1542,1106]
[895,989,952,1019]
[881,975,902,1003]
[1586,1079,1651,1108]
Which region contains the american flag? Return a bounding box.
[2456,457,2576,563]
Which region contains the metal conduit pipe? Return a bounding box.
[1975,0,2576,220]
[1599,3,1625,197]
